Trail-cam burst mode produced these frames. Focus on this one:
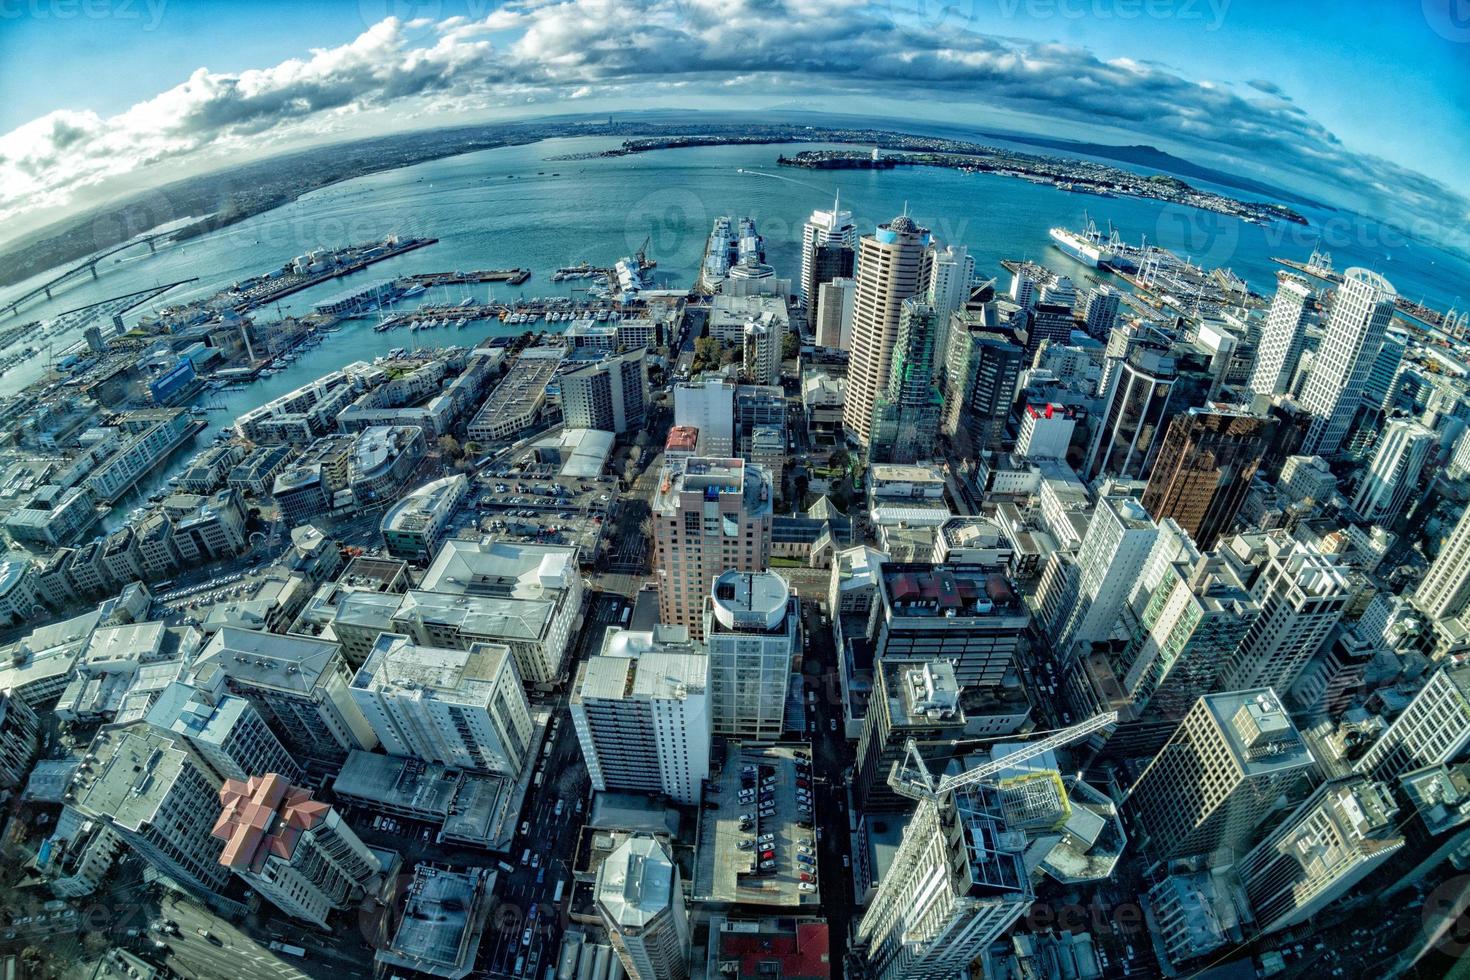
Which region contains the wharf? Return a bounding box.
[232,237,438,313]
[403,268,530,287]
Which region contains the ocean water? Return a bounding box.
[2,134,1467,523]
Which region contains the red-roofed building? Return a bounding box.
[713,917,830,979]
[665,426,700,462]
[211,773,381,927]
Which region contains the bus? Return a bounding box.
[551,879,565,904]
[619,607,630,625]
[268,942,306,958]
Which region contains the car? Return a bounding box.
[702,800,720,810]
[531,853,540,869]
[799,838,813,847]
[842,854,850,867]
[798,883,816,892]
[797,854,815,865]
[740,813,755,822]
[830,719,837,731]
[522,927,534,946]
[737,840,754,850]
[760,850,775,860]
[800,873,815,882]
[536,867,545,884]
[758,860,776,870]
[798,845,813,855]
[757,833,775,843]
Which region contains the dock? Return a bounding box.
[231,237,439,313]
[402,268,530,287]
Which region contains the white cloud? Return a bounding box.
[1,0,1466,251]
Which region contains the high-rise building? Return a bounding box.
[815,277,856,350]
[0,694,39,791]
[560,349,648,434]
[1351,418,1435,524]
[1299,269,1397,456]
[212,773,381,928]
[703,569,796,739]
[1414,505,1470,621]
[1083,285,1121,339]
[855,782,1031,980]
[1052,496,1159,660]
[800,194,856,330]
[1015,403,1077,459]
[1025,302,1075,358]
[191,627,378,768]
[871,298,944,464]
[1141,408,1273,550]
[1234,776,1402,935]
[1083,344,1177,480]
[927,242,974,365]
[1249,274,1314,398]
[1219,538,1350,694]
[652,456,773,637]
[145,682,303,784]
[1125,689,1315,860]
[596,835,692,980]
[942,298,1025,454]
[1353,664,1470,783]
[349,632,533,775]
[570,625,711,804]
[1363,330,1408,410]
[845,214,934,449]
[71,724,234,904]
[742,318,783,386]
[872,562,1030,692]
[672,379,735,456]
[854,659,966,811]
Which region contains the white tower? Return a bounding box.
[1249,274,1314,398]
[1299,269,1396,456]
[1351,418,1435,524]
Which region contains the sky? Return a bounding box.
[0,0,1467,251]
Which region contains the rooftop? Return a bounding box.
[1206,689,1315,776]
[653,455,773,518]
[879,562,1023,618]
[596,835,677,929]
[211,773,331,873]
[709,569,791,633]
[354,633,515,702]
[193,626,340,695]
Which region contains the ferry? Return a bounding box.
[1048,218,1114,268]
[401,283,426,298]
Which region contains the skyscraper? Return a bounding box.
[1083,343,1177,480]
[844,214,934,449]
[800,193,856,331]
[1219,537,1350,695]
[570,625,711,804]
[596,835,692,980]
[1083,284,1121,339]
[1248,274,1314,398]
[146,682,303,785]
[942,294,1025,455]
[1353,663,1470,783]
[1413,504,1470,621]
[854,658,966,811]
[870,298,944,463]
[1052,496,1159,660]
[212,773,382,928]
[1125,689,1315,860]
[927,242,974,366]
[1350,418,1435,524]
[855,782,1031,980]
[652,456,773,637]
[348,632,533,775]
[559,348,649,434]
[1298,269,1397,456]
[1234,776,1402,935]
[815,277,856,350]
[1141,408,1274,550]
[703,569,796,739]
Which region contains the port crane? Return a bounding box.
[887,711,1118,808]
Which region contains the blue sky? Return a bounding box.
[0,0,1466,247]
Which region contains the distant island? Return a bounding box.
[0,118,1307,294]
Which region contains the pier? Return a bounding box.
[402,268,530,287]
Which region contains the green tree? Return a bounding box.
[781,331,799,360]
[438,435,463,459]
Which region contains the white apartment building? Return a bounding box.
[570,625,710,804]
[1249,274,1314,398]
[350,632,533,775]
[703,569,796,740]
[1299,269,1397,456]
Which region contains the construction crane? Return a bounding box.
[887,711,1118,807]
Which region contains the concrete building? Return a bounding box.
[1351,418,1435,524]
[191,626,378,767]
[927,242,974,363]
[1125,690,1315,860]
[236,367,370,445]
[596,835,691,980]
[1083,284,1120,338]
[1299,269,1397,456]
[146,682,303,784]
[376,865,493,979]
[854,659,966,811]
[1249,274,1315,398]
[0,561,42,627]
[560,348,649,434]
[70,724,233,905]
[815,277,856,350]
[942,300,1025,455]
[0,694,39,791]
[1235,776,1402,934]
[872,561,1029,691]
[397,539,583,685]
[1050,496,1159,660]
[1141,408,1273,550]
[1414,504,1470,622]
[1015,404,1077,460]
[349,632,532,775]
[672,379,735,456]
[1278,454,1337,507]
[1220,537,1350,695]
[845,214,934,449]
[855,782,1031,980]
[652,456,773,638]
[1354,664,1470,784]
[1083,344,1176,480]
[570,625,711,805]
[380,473,469,564]
[466,346,563,444]
[212,773,381,928]
[801,195,857,331]
[4,484,99,548]
[703,569,797,740]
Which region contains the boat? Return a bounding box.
[1048,217,1114,268]
[402,283,426,298]
[456,317,467,329]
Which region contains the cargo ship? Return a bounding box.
[1048,218,1114,268]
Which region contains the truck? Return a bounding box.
[269,941,306,958]
[552,879,565,904]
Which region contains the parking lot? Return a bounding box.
[467,467,617,561]
[695,743,819,907]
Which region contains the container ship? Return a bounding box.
[1048,219,1114,268]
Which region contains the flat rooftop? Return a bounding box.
[879,562,1023,617]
